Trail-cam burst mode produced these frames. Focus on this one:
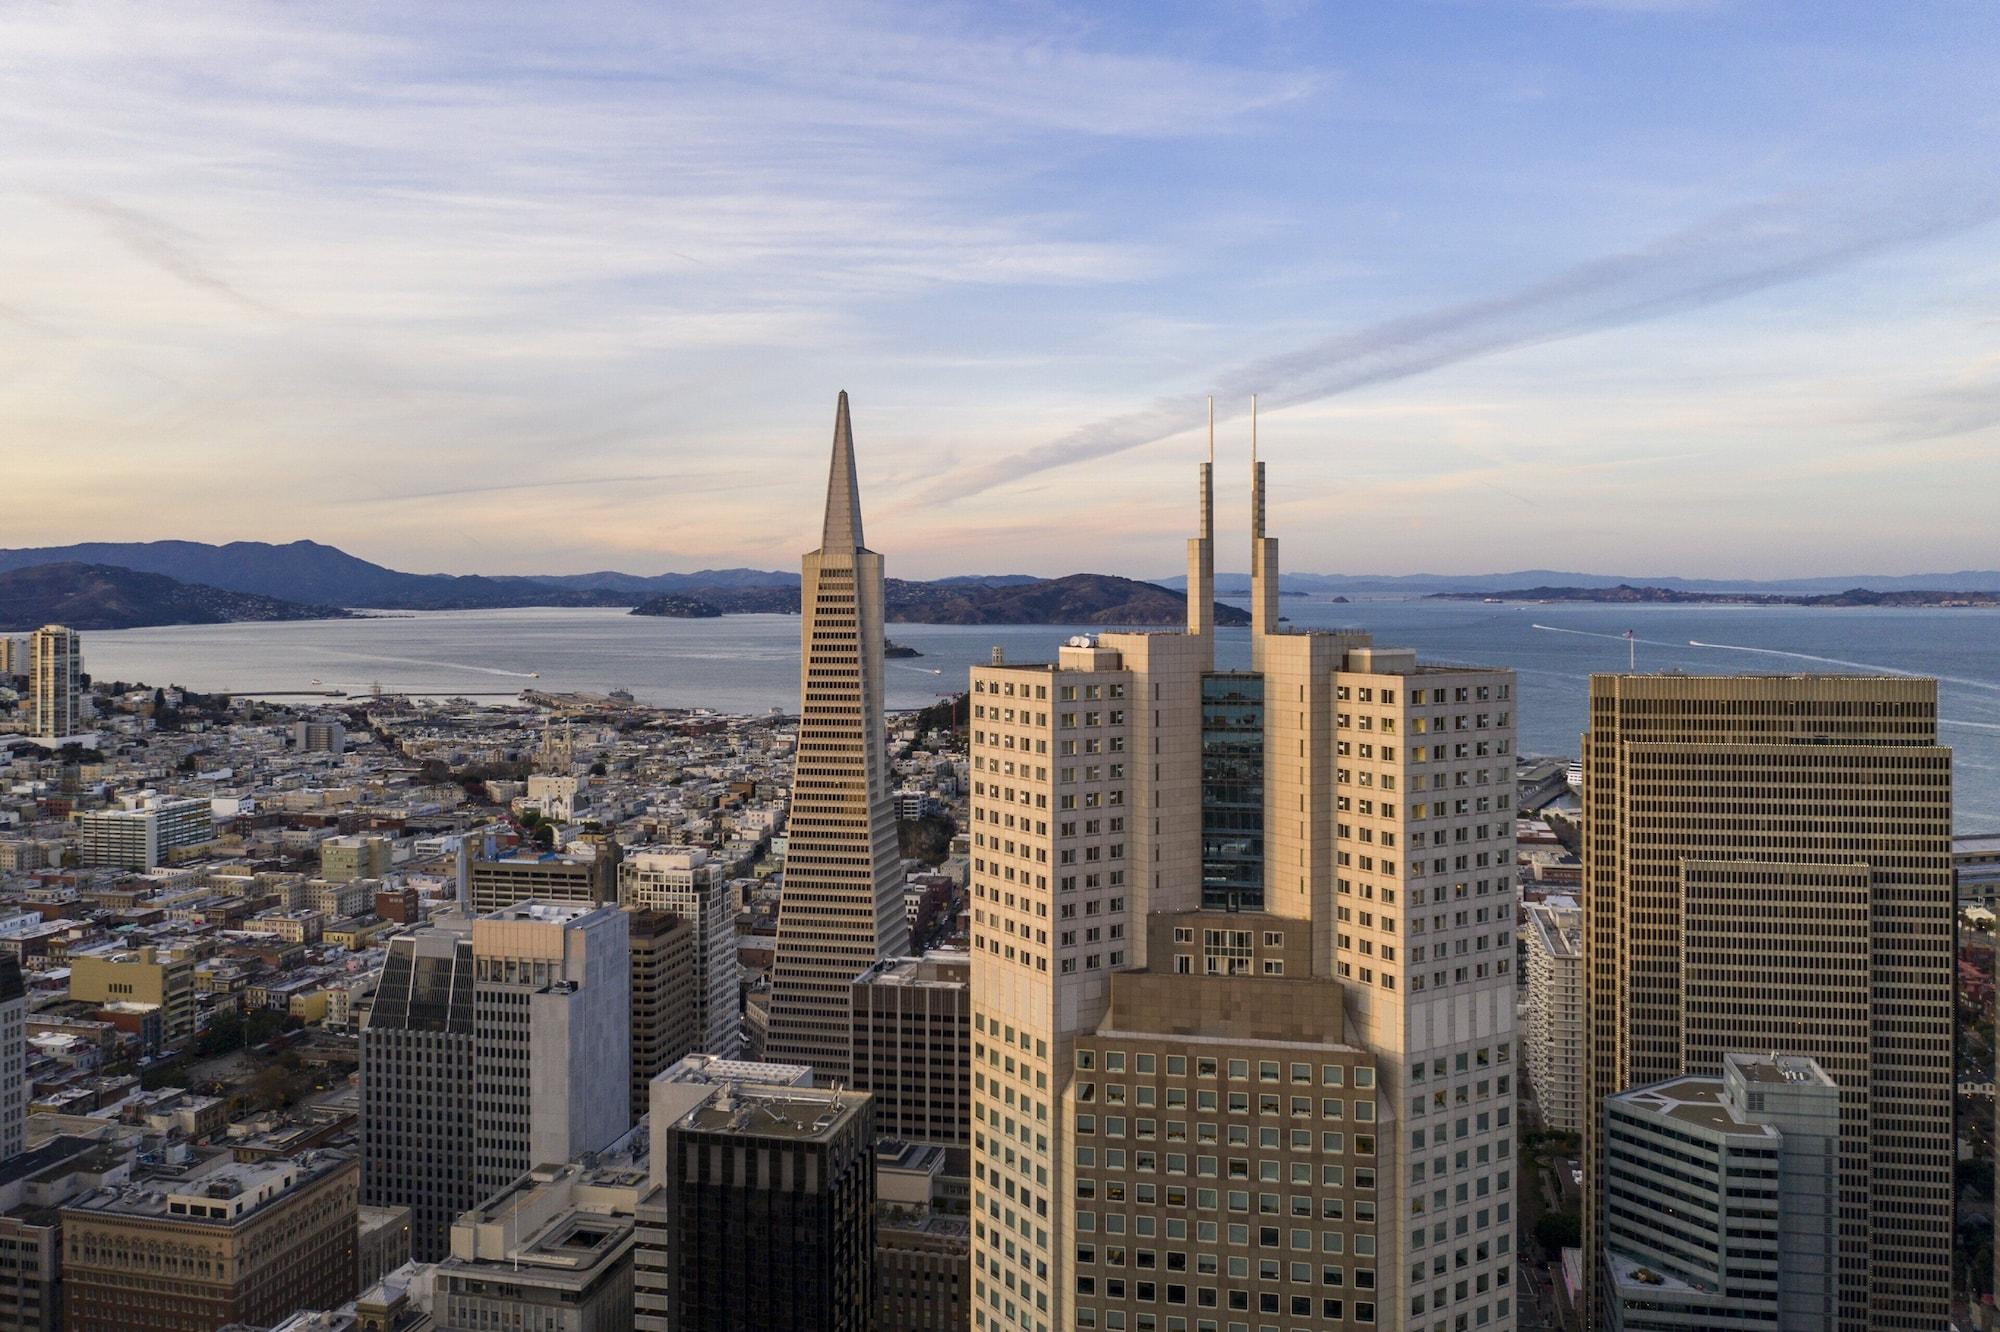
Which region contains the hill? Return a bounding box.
[0,563,356,631]
[633,573,1249,626]
[1428,583,2000,608]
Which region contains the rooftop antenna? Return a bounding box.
[1206,395,1214,464]
[1623,629,1636,671]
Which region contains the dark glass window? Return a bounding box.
[1201,673,1264,910]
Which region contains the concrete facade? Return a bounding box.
[766,392,910,1083]
[852,950,971,1147]
[1521,901,1582,1133]
[620,847,739,1056]
[1579,673,1954,1332]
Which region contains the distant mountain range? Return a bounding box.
[633,573,1251,627]
[3,541,1994,628]
[0,563,354,631]
[1430,584,2000,608]
[1157,569,2000,595]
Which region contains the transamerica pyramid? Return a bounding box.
[764,392,911,1083]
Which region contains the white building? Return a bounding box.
[28,625,87,743]
[76,792,215,869]
[1522,899,1583,1132]
[620,847,740,1056]
[471,900,632,1199]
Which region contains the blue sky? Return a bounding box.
[4,1,1998,579]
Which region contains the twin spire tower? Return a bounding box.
[1183,393,1280,662]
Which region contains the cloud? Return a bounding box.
[918,176,2000,506]
[48,193,278,316]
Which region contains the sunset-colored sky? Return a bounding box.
[5,1,1998,579]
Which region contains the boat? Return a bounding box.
[528,671,541,678]
[309,678,322,685]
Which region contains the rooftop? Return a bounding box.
[676,1086,868,1142]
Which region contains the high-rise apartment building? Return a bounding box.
[471,900,632,1199]
[627,908,700,1122]
[621,847,740,1055]
[1520,900,1582,1133]
[1602,1054,1840,1331]
[766,392,910,1083]
[76,791,214,869]
[27,625,82,742]
[0,954,23,1161]
[968,422,1519,1332]
[1579,673,1953,1332]
[361,921,478,1261]
[852,949,971,1146]
[292,717,348,753]
[60,1150,359,1332]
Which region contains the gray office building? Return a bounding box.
[1602,1053,1840,1332]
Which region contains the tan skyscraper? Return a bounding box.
[28,624,82,741]
[1579,673,1954,1332]
[766,392,911,1083]
[968,411,1518,1332]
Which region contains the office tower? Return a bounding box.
[27,625,81,742]
[465,841,619,913]
[1580,673,1953,1332]
[627,908,700,1122]
[648,1078,876,1331]
[60,1150,359,1332]
[433,1157,644,1331]
[292,716,348,753]
[968,421,1518,1332]
[1602,1054,1840,1330]
[851,950,971,1147]
[67,944,195,1041]
[1068,914,1386,1331]
[621,847,741,1055]
[361,921,478,1261]
[1520,900,1582,1133]
[0,954,22,1161]
[766,391,911,1084]
[75,791,213,869]
[471,900,631,1199]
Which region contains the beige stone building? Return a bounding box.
[67,944,195,1042]
[1520,901,1582,1133]
[60,1150,359,1332]
[1578,672,1954,1332]
[766,392,910,1083]
[968,420,1518,1332]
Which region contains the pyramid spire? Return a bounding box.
[821,390,865,551]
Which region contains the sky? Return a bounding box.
[3,0,1999,581]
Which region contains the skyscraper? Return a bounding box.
[766,392,910,1084]
[27,625,81,742]
[621,847,741,1056]
[471,900,632,1199]
[968,413,1519,1332]
[361,921,478,1261]
[0,954,23,1161]
[1579,673,1953,1332]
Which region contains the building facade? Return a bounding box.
[27,625,81,742]
[360,922,478,1261]
[466,844,619,914]
[1579,673,1954,1332]
[1520,900,1582,1133]
[433,1158,643,1332]
[67,944,195,1042]
[61,1151,359,1332]
[0,954,23,1161]
[1602,1054,1840,1331]
[646,1079,875,1331]
[852,950,971,1147]
[627,909,699,1123]
[620,847,740,1056]
[76,792,214,869]
[470,900,631,1199]
[766,392,911,1083]
[967,432,1519,1332]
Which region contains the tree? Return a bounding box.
[1534,1210,1581,1254]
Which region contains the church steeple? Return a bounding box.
[821,390,865,552]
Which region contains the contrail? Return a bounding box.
[1686,639,2000,692]
[919,174,2000,505]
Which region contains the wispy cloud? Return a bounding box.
[918,177,2000,505]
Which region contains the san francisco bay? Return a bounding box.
[82,597,2000,830]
